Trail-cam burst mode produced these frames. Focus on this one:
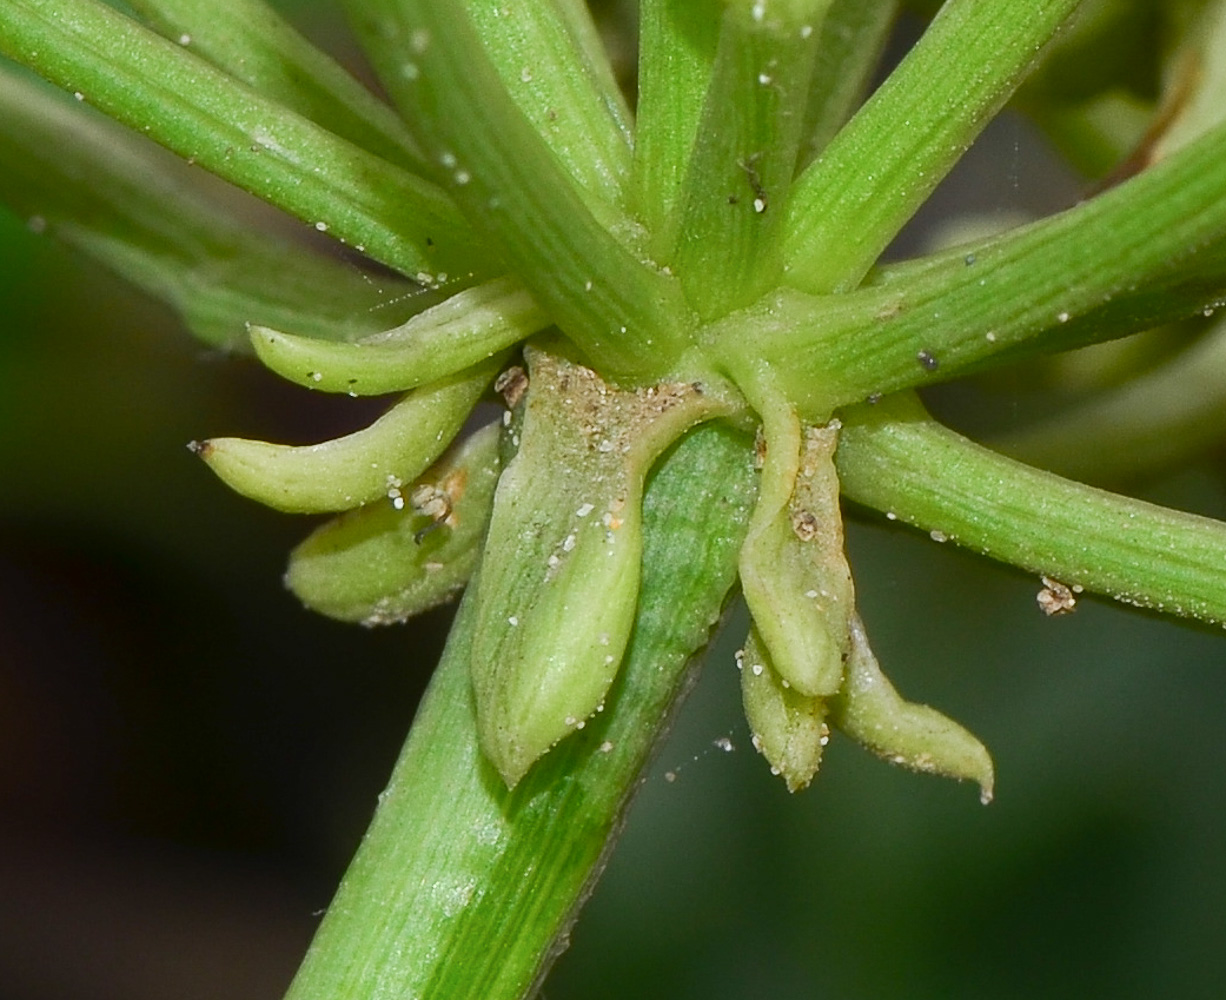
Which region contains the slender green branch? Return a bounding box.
[550,0,636,139]
[347,0,694,378]
[632,0,721,245]
[797,0,898,167]
[282,421,757,1000]
[463,0,635,208]
[670,0,831,318]
[782,0,1082,292]
[712,117,1226,419]
[0,64,414,349]
[0,0,490,282]
[126,0,427,171]
[836,394,1226,627]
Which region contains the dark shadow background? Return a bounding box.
[3,5,1226,999]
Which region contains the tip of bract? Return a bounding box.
[480,730,541,791]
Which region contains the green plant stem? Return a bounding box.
[783,0,1082,292]
[836,394,1226,626]
[0,0,489,282]
[283,421,756,1000]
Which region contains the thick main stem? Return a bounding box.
[283,422,756,1000]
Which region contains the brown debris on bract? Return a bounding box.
[790,510,819,541]
[1037,575,1081,616]
[494,365,528,409]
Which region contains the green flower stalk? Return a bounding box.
[5,0,1226,996]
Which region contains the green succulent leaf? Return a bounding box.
[739,622,830,793]
[347,0,694,377]
[797,0,898,167]
[286,422,501,625]
[718,116,1226,418]
[12,1,1226,996]
[460,0,635,208]
[196,357,503,514]
[739,400,852,698]
[251,276,549,395]
[470,345,733,787]
[830,614,995,802]
[633,0,722,246]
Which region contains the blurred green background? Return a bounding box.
[3,5,1226,999]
